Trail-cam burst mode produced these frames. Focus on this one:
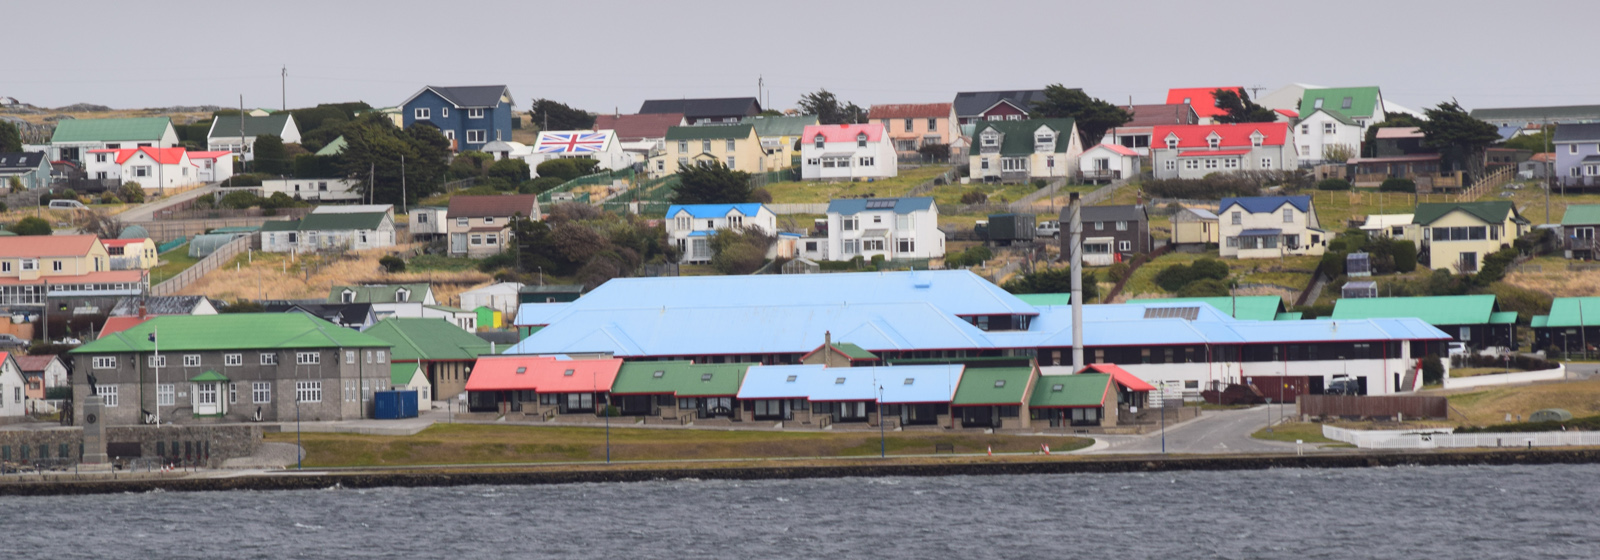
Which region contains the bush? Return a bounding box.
[11,216,51,236]
[1316,178,1351,191]
[519,176,565,195]
[487,158,531,184]
[749,187,772,204]
[1391,239,1417,273]
[1106,261,1131,284]
[1189,258,1228,280]
[959,191,987,204]
[100,193,121,204]
[379,255,406,273]
[120,182,146,203]
[1472,247,1520,285]
[1420,354,1444,385]
[535,158,598,181]
[219,190,262,209]
[477,251,518,273]
[1031,179,1047,189]
[1002,267,1099,300]
[1319,251,1346,277]
[1378,178,1416,193]
[1177,277,1230,297]
[1141,171,1283,199]
[1153,258,1228,292]
[220,174,267,187]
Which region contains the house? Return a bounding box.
[263,301,378,331]
[1536,297,1600,354]
[0,234,143,306]
[1359,214,1419,241]
[460,282,525,320]
[1471,104,1600,127]
[799,123,898,181]
[1294,87,1386,163]
[638,97,762,126]
[1065,205,1150,264]
[400,85,516,152]
[867,103,958,158]
[186,150,235,183]
[15,354,68,402]
[1217,195,1327,259]
[1030,370,1122,428]
[952,90,1050,125]
[363,317,494,402]
[83,147,201,190]
[407,206,449,240]
[1348,154,1459,191]
[463,355,623,415]
[258,206,395,253]
[110,296,217,318]
[664,203,777,263]
[1520,152,1555,180]
[1165,87,1244,125]
[0,152,51,190]
[1171,207,1219,247]
[1332,295,1517,351]
[1256,83,1322,114]
[967,118,1082,183]
[47,117,178,163]
[100,238,158,270]
[950,366,1035,429]
[1100,103,1200,155]
[1078,143,1140,183]
[525,129,634,176]
[800,337,882,367]
[257,177,360,202]
[389,362,431,403]
[327,284,475,329]
[1562,204,1600,259]
[1150,123,1296,180]
[519,284,584,304]
[609,361,750,423]
[743,114,817,170]
[650,125,765,176]
[1373,127,1429,157]
[1552,123,1600,190]
[592,112,686,158]
[0,352,23,419]
[445,194,541,257]
[68,313,396,425]
[1412,201,1527,274]
[206,114,301,162]
[799,197,943,262]
[1295,108,1366,164]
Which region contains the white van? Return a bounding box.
[48,199,89,210]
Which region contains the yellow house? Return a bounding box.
[100,237,158,270]
[1171,207,1219,246]
[1414,201,1528,274]
[650,124,767,177]
[742,115,816,171]
[0,234,110,281]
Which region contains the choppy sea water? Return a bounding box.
[3,464,1596,559]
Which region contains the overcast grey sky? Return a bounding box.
[9,0,1598,114]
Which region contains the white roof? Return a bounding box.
[313,204,394,214]
[1361,214,1415,229]
[463,282,525,296]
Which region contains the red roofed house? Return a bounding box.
[591,112,687,158]
[464,355,623,416]
[445,194,541,257]
[799,123,899,180]
[1166,87,1245,124]
[100,237,157,270]
[82,147,202,190]
[187,150,235,183]
[1151,123,1297,179]
[15,354,68,402]
[868,103,959,159]
[1079,143,1141,184]
[1101,103,1200,155]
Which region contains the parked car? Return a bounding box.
[1447,342,1467,358]
[1327,376,1361,396]
[1036,220,1060,238]
[0,334,27,348]
[48,199,88,210]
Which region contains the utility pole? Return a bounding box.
[281,65,287,111]
[1248,85,1264,99]
[368,163,375,205]
[400,155,407,213]
[239,95,247,175]
[1545,115,1552,223]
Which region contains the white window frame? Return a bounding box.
[253,381,272,404]
[260,352,277,365]
[229,382,238,404]
[467,108,485,119]
[183,354,201,367]
[147,355,166,368]
[1283,208,1294,223]
[414,108,430,120]
[1119,240,1131,252]
[157,384,175,406]
[96,385,118,407]
[465,129,487,144]
[92,356,116,369]
[296,380,322,403]
[296,352,320,365]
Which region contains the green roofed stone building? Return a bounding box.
[1331,294,1514,351]
[363,317,495,401]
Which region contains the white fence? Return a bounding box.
[1442,365,1566,390]
[767,203,830,215]
[1323,424,1600,449]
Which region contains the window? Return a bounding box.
[1224,158,1240,169]
[1205,159,1218,169]
[1300,124,1310,135]
[92,357,116,369]
[678,140,688,153]
[52,260,63,272]
[1324,122,1336,134]
[980,158,990,170]
[902,118,914,133]
[1231,211,1242,225]
[260,353,277,365]
[229,383,237,404]
[1115,221,1127,231]
[702,140,712,153]
[1164,160,1176,170]
[467,108,485,119]
[1261,157,1273,168]
[180,355,199,367]
[486,233,499,245]
[346,351,356,365]
[982,133,997,147]
[726,139,736,151]
[377,351,386,363]
[295,381,322,403]
[470,234,483,245]
[842,217,858,231]
[157,384,174,406]
[726,156,736,168]
[20,259,36,271]
[859,156,875,167]
[863,239,884,251]
[1571,144,1579,155]
[897,237,916,252]
[927,118,937,131]
[1119,240,1131,252]
[148,355,166,368]
[1165,137,1178,149]
[843,239,860,255]
[1094,221,1104,231]
[1341,96,1353,109]
[895,214,912,231]
[296,352,320,365]
[414,108,430,120]
[814,135,826,149]
[253,382,271,404]
[1184,159,1199,170]
[465,130,486,143]
[1283,208,1294,223]
[96,385,117,407]
[1207,136,1220,149]
[441,107,449,118]
[856,133,868,148]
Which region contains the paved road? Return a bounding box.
[1564,362,1600,380]
[1087,405,1302,454]
[118,183,219,222]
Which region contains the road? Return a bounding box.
[117,183,219,223]
[1086,405,1301,454]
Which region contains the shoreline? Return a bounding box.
[2,448,1597,496]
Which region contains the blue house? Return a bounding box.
[1553,122,1600,191]
[0,152,51,190]
[399,85,515,152]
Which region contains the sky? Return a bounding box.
[8,0,1600,115]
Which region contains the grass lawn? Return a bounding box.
[407,254,481,272]
[929,181,1038,209]
[1504,254,1600,298]
[1252,422,1344,444]
[1305,189,1426,231]
[1479,181,1600,226]
[1448,378,1600,426]
[764,165,953,203]
[265,423,1092,468]
[1119,251,1207,297]
[1449,367,1528,378]
[148,244,200,284]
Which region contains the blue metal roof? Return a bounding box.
[866,365,964,403]
[735,364,961,402]
[737,364,828,399]
[826,197,935,216]
[515,302,569,326]
[1240,228,1283,236]
[665,203,768,219]
[1218,195,1311,215]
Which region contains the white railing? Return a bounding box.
[1441,365,1565,390]
[1324,424,1600,449]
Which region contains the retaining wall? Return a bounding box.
[1442,365,1566,390]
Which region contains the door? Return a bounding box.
[450,233,467,254]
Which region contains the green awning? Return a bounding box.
[189,370,229,383]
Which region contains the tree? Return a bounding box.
[1391,239,1417,273]
[1211,89,1277,124]
[338,114,450,206]
[12,216,51,236]
[1321,143,1356,163]
[916,142,950,163]
[1029,84,1132,146]
[519,176,564,194]
[79,212,125,238]
[1002,267,1100,301]
[253,134,288,175]
[709,228,773,274]
[1503,128,1553,153]
[797,89,865,125]
[0,120,20,153]
[671,162,753,204]
[218,300,266,313]
[7,177,22,192]
[1420,101,1502,179]
[488,158,530,185]
[535,158,597,181]
[1362,112,1423,157]
[529,98,596,131]
[119,182,146,203]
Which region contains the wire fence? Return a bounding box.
[538,168,636,204]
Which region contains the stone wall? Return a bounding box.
[0,424,261,468]
[0,427,84,466]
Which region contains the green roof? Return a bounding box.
[210,114,294,139]
[1488,311,1518,325]
[609,361,749,397]
[1331,295,1498,326]
[363,318,493,362]
[70,313,391,354]
[425,304,468,313]
[294,212,388,232]
[1545,297,1600,328]
[812,342,877,361]
[328,284,431,304]
[1014,293,1073,306]
[664,124,755,141]
[968,119,1077,157]
[50,117,172,143]
[260,220,299,232]
[189,370,229,383]
[951,367,1032,406]
[1305,107,1358,126]
[1560,204,1600,226]
[1275,312,1303,321]
[391,362,422,386]
[1297,87,1382,119]
[1028,374,1110,407]
[741,115,817,137]
[315,135,348,156]
[1531,315,1549,328]
[1128,295,1286,322]
[1412,201,1521,226]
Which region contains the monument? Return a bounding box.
[81,372,108,464]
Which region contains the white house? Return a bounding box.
[187,150,235,183]
[47,117,178,163]
[0,352,25,419]
[1080,143,1141,184]
[257,177,361,202]
[799,197,944,262]
[329,284,477,331]
[389,362,432,403]
[259,205,396,253]
[799,123,898,181]
[459,282,524,318]
[663,203,778,264]
[1150,123,1297,180]
[523,130,633,177]
[968,118,1083,183]
[1218,195,1327,259]
[83,147,201,189]
[1295,108,1366,164]
[408,206,449,239]
[207,114,302,162]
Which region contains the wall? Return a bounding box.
[1442,365,1565,390]
[1323,424,1600,450]
[1297,395,1448,419]
[0,424,260,468]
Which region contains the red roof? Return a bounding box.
[1531,152,1556,162]
[99,238,151,247]
[591,113,684,142]
[0,234,101,258]
[99,316,152,338]
[465,356,623,393]
[1080,364,1155,392]
[1153,122,1289,149]
[186,150,233,160]
[447,194,540,219]
[1274,108,1299,119]
[868,103,952,120]
[1165,87,1243,118]
[13,355,58,373]
[1089,143,1139,157]
[0,270,143,287]
[1178,149,1251,157]
[88,147,190,165]
[801,123,885,143]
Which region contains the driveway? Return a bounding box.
[1085,405,1301,454]
[118,183,219,223]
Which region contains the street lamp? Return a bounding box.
[878,385,886,459]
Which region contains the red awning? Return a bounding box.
[1080,363,1155,392]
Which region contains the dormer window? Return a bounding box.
[1206,133,1221,149]
[395,288,410,302]
[814,134,825,149]
[982,132,998,147]
[1165,136,1179,149]
[341,289,355,303]
[1250,131,1264,147]
[856,133,867,148]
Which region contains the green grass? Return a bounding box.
[148,244,200,284]
[1252,422,1341,444]
[930,182,1038,209]
[263,423,1093,468]
[763,165,953,203]
[1119,251,1207,297]
[407,254,481,272]
[1479,181,1600,226]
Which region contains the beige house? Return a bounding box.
[868,103,959,160]
[1414,202,1527,274]
[742,115,816,171]
[445,194,542,258]
[967,118,1084,183]
[1171,207,1219,247]
[649,124,766,177]
[0,235,110,281]
[1218,195,1327,259]
[100,238,157,270]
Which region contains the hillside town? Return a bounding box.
[2,78,1599,472]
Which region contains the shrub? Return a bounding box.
[1319,251,1346,277]
[1420,354,1444,385]
[749,187,772,204]
[959,191,987,204]
[487,158,531,184]
[519,176,565,194]
[1154,258,1228,292]
[100,193,121,204]
[535,158,598,181]
[1328,239,1347,253]
[1391,239,1417,273]
[220,174,266,187]
[1031,179,1047,189]
[0,202,6,213]
[219,190,262,209]
[1378,178,1416,193]
[477,251,517,272]
[1177,277,1230,297]
[1106,261,1131,284]
[379,255,406,273]
[1189,258,1228,280]
[45,386,72,400]
[1316,178,1351,191]
[120,182,146,203]
[11,216,51,236]
[1472,247,1520,285]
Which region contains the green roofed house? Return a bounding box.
[1029,373,1117,428]
[1296,86,1385,165]
[800,335,880,367]
[1536,297,1600,355]
[1331,295,1515,350]
[1412,201,1528,274]
[1128,296,1289,322]
[609,361,751,421]
[68,313,395,426]
[1559,204,1600,260]
[967,118,1083,183]
[951,367,1036,429]
[742,114,817,168]
[329,283,477,332]
[363,317,495,402]
[315,135,348,156]
[207,113,301,162]
[259,206,396,254]
[48,117,178,163]
[652,124,764,176]
[389,362,431,402]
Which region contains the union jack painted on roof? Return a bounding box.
[534,130,612,153]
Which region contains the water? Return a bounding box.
[4,464,1596,559]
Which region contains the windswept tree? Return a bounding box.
[798,89,866,125]
[0,120,21,153]
[671,162,753,204]
[337,114,449,206]
[1029,84,1132,146]
[1211,89,1277,124]
[529,98,596,131]
[1420,101,1501,179]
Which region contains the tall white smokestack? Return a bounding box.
[1069,192,1084,371]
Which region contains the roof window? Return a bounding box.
[1341,97,1353,109]
[701,373,714,381]
[835,377,846,385]
[1314,98,1324,109]
[516,367,527,374]
[786,375,798,382]
[563,369,574,376]
[866,199,895,209]
[903,378,915,385]
[1051,384,1064,392]
[653,370,665,378]
[994,380,1006,388]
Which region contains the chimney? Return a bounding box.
[1069,192,1084,372]
[823,330,833,367]
[138,301,147,320]
[1136,192,1143,209]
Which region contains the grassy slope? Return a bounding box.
[177,243,491,304]
[1252,422,1341,444]
[265,423,1092,468]
[148,244,201,284]
[1118,250,1318,299]
[1448,378,1600,426]
[764,165,953,204]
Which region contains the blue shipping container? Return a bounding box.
[373,390,419,419]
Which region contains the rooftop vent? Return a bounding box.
[516,367,526,374]
[835,377,846,385]
[903,378,914,385]
[994,380,1006,388]
[1051,383,1064,392]
[701,373,713,381]
[786,375,797,382]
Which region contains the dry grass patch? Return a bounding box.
[1448,378,1600,426]
[1505,255,1600,298]
[178,243,491,304]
